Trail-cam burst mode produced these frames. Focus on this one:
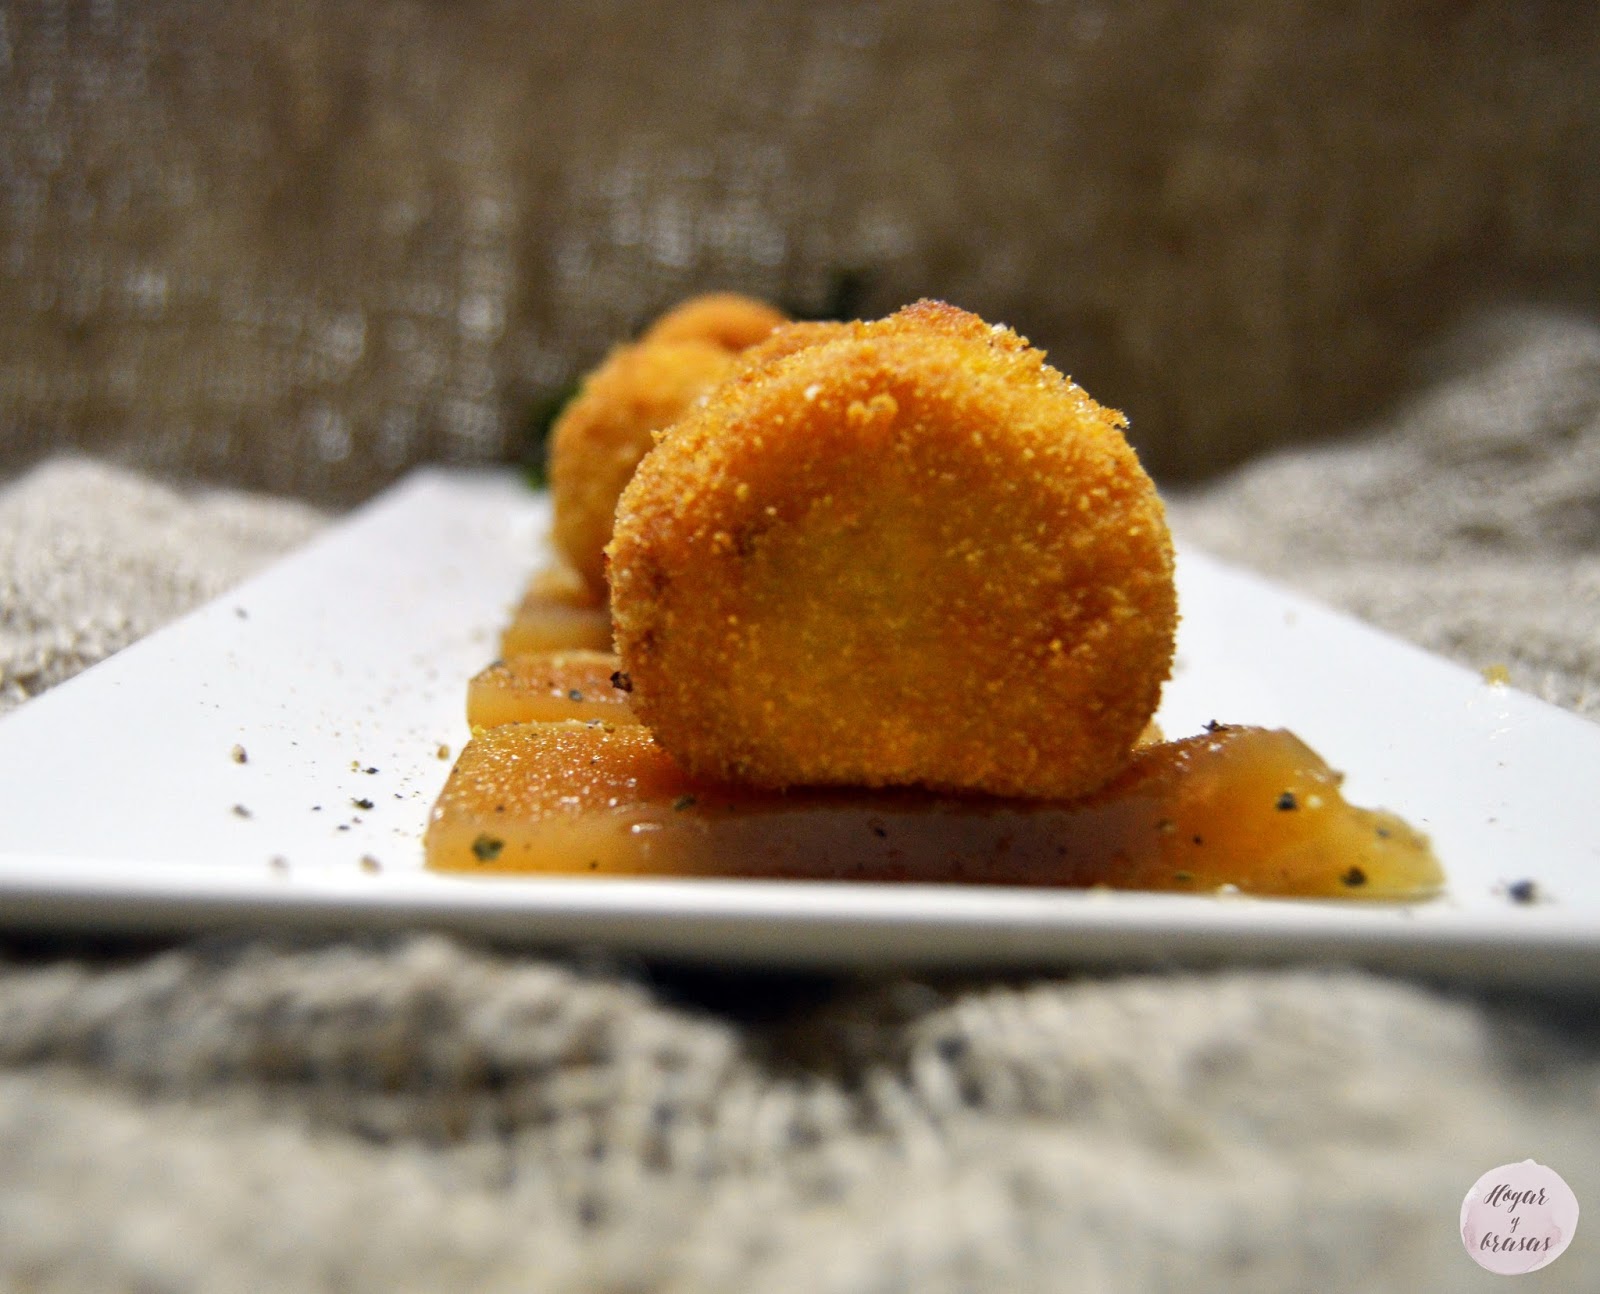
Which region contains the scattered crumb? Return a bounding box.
[1482,662,1511,686]
[360,854,382,874]
[230,744,248,764]
[436,743,451,760]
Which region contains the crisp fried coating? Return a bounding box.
[641,292,788,352]
[548,338,737,594]
[608,300,1177,800]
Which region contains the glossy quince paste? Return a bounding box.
[428,647,1442,899]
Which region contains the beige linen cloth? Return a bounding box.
[1,311,1598,1291]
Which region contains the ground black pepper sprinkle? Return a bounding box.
[568,689,584,702]
[472,834,505,862]
[352,797,374,811]
[1341,865,1368,887]
[1507,879,1539,904]
[611,670,633,693]
[673,795,697,811]
[1275,791,1298,811]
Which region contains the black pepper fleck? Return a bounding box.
[1341,865,1368,888]
[611,670,633,693]
[673,795,697,811]
[231,804,252,819]
[1275,791,1298,811]
[568,689,584,702]
[471,834,505,862]
[1507,879,1539,905]
[352,797,374,811]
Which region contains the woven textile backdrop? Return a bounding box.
[3,0,1598,502]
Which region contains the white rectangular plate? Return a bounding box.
[2,469,1598,985]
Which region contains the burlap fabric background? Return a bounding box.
[0,310,1597,1290]
[2,1,1599,500]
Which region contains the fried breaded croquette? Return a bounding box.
[548,294,789,595]
[641,292,789,352]
[548,338,738,595]
[607,300,1178,801]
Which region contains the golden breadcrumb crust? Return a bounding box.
[641,292,789,352]
[608,300,1177,800]
[548,338,737,594]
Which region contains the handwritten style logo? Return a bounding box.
[1460,1160,1579,1275]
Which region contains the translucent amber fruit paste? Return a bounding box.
[428,646,1442,899]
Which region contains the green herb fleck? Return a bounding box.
[471,834,505,862]
[517,379,582,489]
